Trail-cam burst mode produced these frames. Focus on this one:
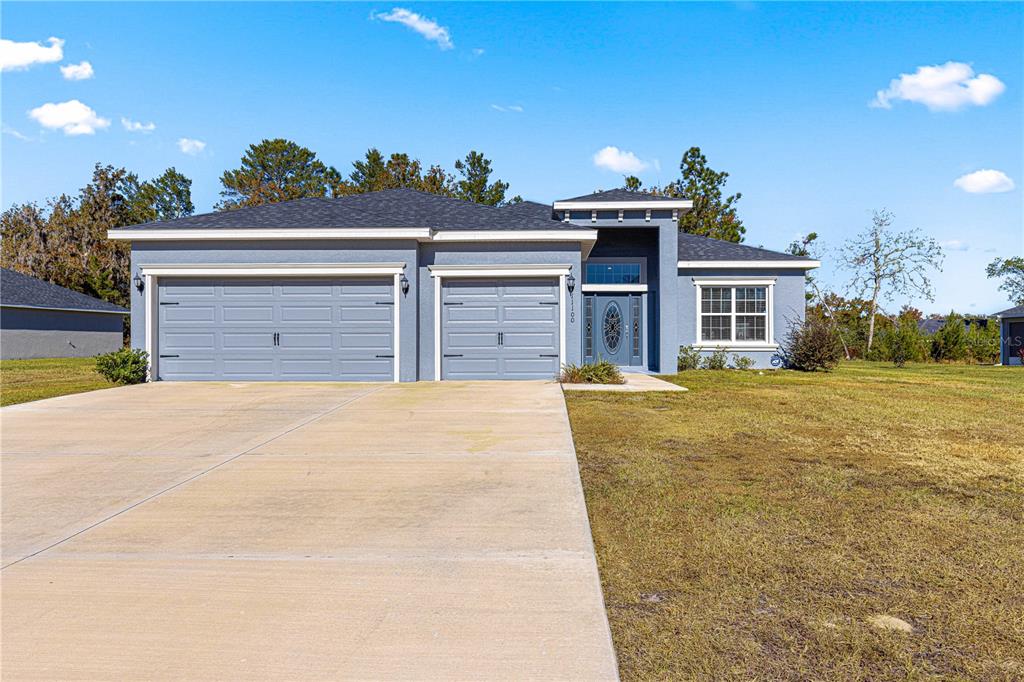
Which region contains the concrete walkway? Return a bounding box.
[1,381,618,680]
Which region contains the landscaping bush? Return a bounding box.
[701,348,728,370]
[95,348,149,385]
[966,321,1000,364]
[931,312,969,362]
[781,314,843,371]
[678,345,702,371]
[731,354,755,370]
[889,316,928,367]
[559,360,625,384]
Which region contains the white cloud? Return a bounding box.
[490,104,523,113]
[940,239,970,251]
[953,169,1015,194]
[871,62,1005,111]
[472,48,485,57]
[28,99,110,135]
[374,8,453,50]
[177,137,206,155]
[592,146,650,173]
[60,61,94,80]
[121,117,155,133]
[0,36,64,71]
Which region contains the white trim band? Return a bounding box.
[0,303,127,316]
[554,200,692,210]
[679,260,820,269]
[140,263,407,277]
[428,264,573,278]
[111,228,431,241]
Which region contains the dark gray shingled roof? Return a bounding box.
[123,189,591,232]
[677,232,814,263]
[1,268,127,314]
[996,304,1024,317]
[558,188,683,203]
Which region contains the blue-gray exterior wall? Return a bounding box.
[677,267,808,369]
[1001,316,1024,365]
[0,306,124,359]
[130,240,420,381]
[417,242,583,380]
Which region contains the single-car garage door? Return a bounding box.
[157,278,394,381]
[441,278,560,380]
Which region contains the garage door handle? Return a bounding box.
[159,354,179,358]
[539,354,559,358]
[443,302,463,306]
[538,301,558,305]
[375,354,394,358]
[375,301,394,305]
[443,354,463,358]
[159,301,179,305]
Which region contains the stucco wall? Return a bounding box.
[1,307,124,359]
[417,242,583,380]
[130,240,420,381]
[1001,317,1024,365]
[677,267,809,369]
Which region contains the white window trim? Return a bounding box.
[693,278,775,349]
[679,259,820,269]
[430,264,571,381]
[141,263,406,383]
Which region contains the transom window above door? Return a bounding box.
[695,281,774,346]
[583,259,646,285]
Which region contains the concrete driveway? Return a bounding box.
[1,381,617,680]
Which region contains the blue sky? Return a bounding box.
[2,2,1021,314]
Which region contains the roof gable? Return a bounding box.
[558,188,681,203]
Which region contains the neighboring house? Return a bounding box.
[107,188,819,381]
[918,316,989,335]
[995,305,1024,366]
[0,268,127,360]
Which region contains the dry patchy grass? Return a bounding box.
[0,357,111,406]
[566,362,1023,680]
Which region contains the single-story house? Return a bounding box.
[1,267,128,360]
[995,304,1024,366]
[107,188,819,381]
[917,316,989,335]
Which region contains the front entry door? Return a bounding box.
[584,294,643,366]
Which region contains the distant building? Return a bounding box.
[995,305,1024,366]
[1,268,127,360]
[917,316,989,335]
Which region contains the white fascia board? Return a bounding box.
[108,228,432,241]
[140,263,407,277]
[428,264,573,278]
[692,277,777,286]
[0,303,127,315]
[553,200,693,210]
[679,260,821,269]
[430,230,597,242]
[581,284,648,293]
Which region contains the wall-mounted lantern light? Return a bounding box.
[566,272,576,293]
[133,273,145,293]
[399,273,410,295]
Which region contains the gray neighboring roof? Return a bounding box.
[677,233,814,263]
[121,189,591,232]
[558,188,682,203]
[996,304,1024,318]
[1,268,127,314]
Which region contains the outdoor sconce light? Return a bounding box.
[566,272,576,293]
[400,273,410,295]
[133,273,145,293]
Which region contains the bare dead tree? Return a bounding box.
[839,209,944,351]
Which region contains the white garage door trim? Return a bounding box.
[428,264,571,381]
[140,263,406,382]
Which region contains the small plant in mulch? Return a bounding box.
[95,347,149,384]
[559,360,625,384]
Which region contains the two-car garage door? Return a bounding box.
[157,278,394,381]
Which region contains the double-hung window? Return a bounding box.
[697,281,773,345]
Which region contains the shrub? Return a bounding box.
[559,360,625,384]
[889,317,927,367]
[966,320,999,364]
[701,348,728,370]
[931,312,969,362]
[731,354,755,370]
[95,347,149,385]
[678,345,701,371]
[781,314,843,372]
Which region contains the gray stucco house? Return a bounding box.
[1,267,127,360]
[995,305,1024,366]
[107,188,818,381]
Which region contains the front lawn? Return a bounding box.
[0,357,112,406]
[566,362,1023,680]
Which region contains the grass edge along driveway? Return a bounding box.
[0,357,112,406]
[566,362,1023,681]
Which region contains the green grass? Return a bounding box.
[0,357,113,406]
[565,362,1023,680]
